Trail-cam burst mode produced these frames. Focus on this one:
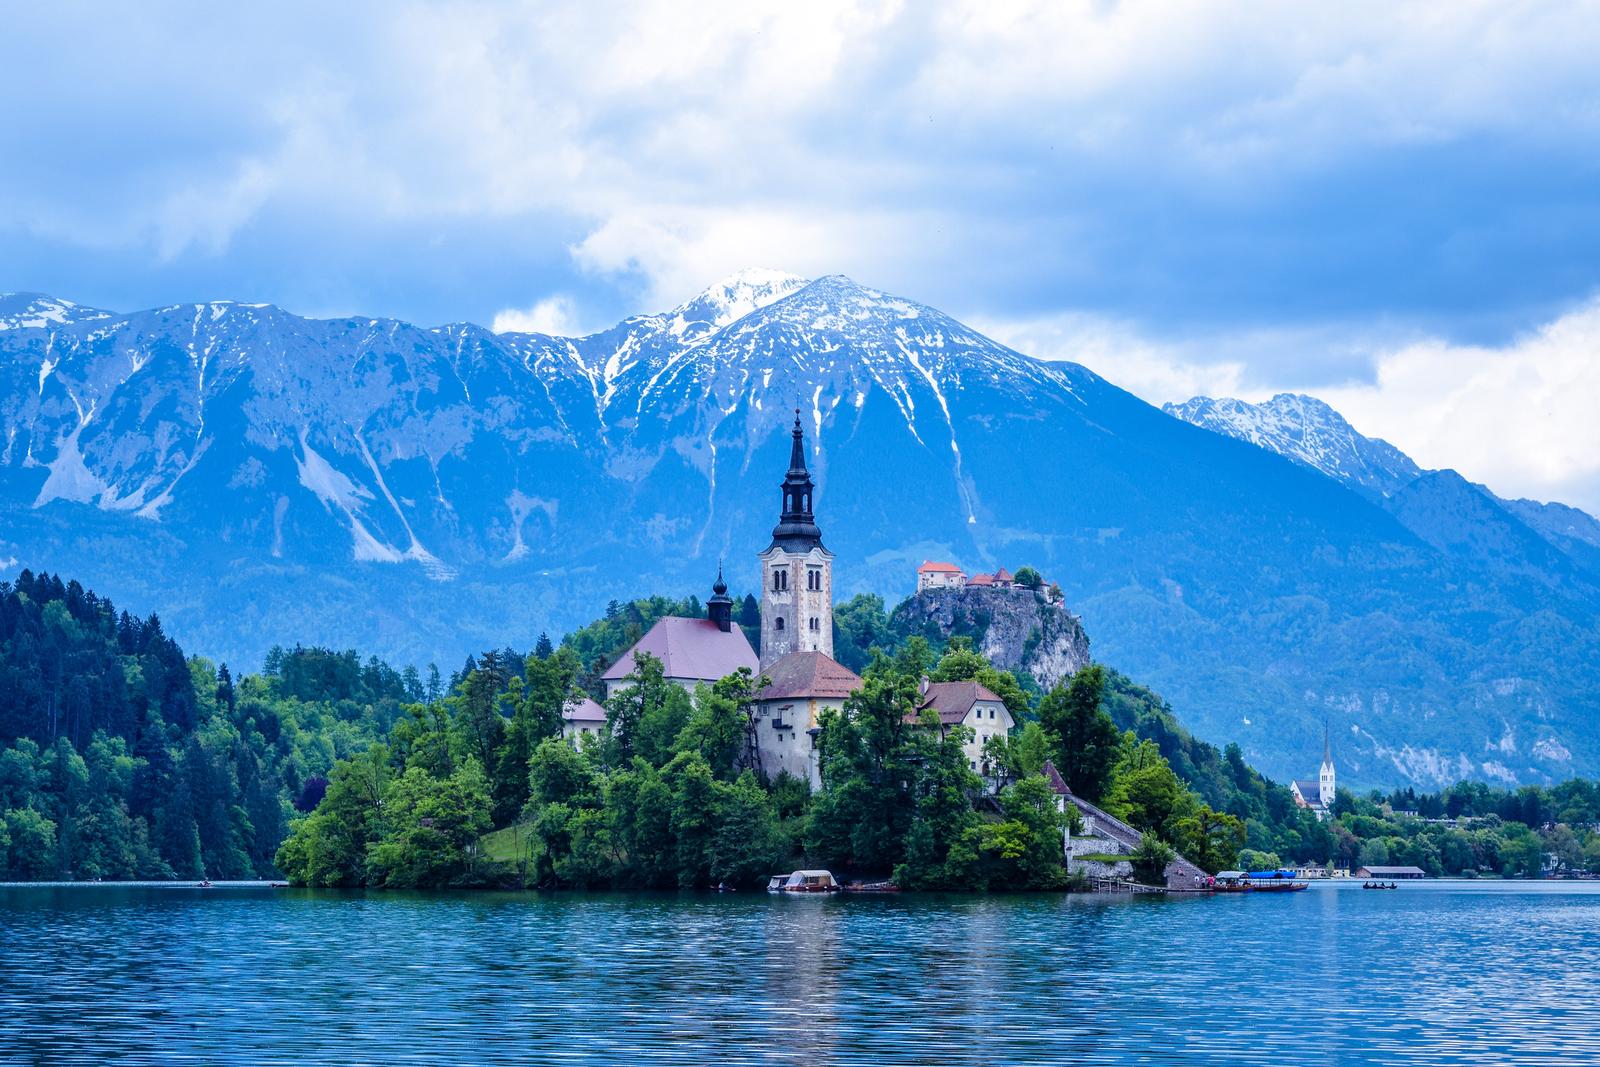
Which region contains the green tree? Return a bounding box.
[364,760,493,889]
[1172,804,1246,874]
[1129,831,1176,886]
[1036,666,1119,801]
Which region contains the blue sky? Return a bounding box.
[6,2,1600,506]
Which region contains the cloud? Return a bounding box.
[4,0,1599,331]
[491,296,584,336]
[994,295,1600,514]
[1321,296,1600,512]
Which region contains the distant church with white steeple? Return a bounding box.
[1291,726,1337,820]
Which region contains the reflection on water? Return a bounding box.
[2,881,1598,1066]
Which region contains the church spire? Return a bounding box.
[769,408,823,552]
[789,409,807,472]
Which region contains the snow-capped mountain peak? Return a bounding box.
[666,268,809,336]
[0,292,113,332]
[1165,392,1422,498]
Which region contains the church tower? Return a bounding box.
[1319,725,1336,809]
[759,411,833,668]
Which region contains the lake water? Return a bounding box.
[2,880,1597,1066]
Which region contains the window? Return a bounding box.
[807,568,822,591]
[775,616,785,631]
[990,708,997,719]
[772,569,788,592]
[808,616,820,632]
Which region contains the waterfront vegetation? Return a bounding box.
[5,573,1600,887]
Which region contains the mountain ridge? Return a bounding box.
[4,274,1598,789]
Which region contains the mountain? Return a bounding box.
[5,273,1600,788]
[1166,393,1600,575]
[1163,393,1422,499]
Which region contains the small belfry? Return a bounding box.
[758,410,833,668]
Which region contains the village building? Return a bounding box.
[599,570,759,698]
[753,651,862,788]
[908,679,1014,774]
[916,560,967,591]
[1356,865,1426,880]
[1291,727,1337,820]
[560,696,607,746]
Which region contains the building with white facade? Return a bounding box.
[753,651,862,788]
[560,696,607,746]
[909,679,1014,776]
[1291,727,1337,820]
[916,561,967,591]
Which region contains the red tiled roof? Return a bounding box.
[758,651,863,701]
[562,697,607,723]
[1041,759,1071,795]
[909,680,1006,725]
[600,616,759,682]
[967,574,994,586]
[993,568,1014,582]
[918,560,963,573]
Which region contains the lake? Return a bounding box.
[1,880,1597,1066]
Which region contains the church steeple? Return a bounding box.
[707,562,733,632]
[770,409,824,552]
[758,409,834,668]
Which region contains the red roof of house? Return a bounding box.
[600,616,759,682]
[758,651,863,701]
[967,573,994,586]
[562,696,607,723]
[918,560,963,573]
[1041,759,1071,795]
[993,568,1014,582]
[909,680,1007,726]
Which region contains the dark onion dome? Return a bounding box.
[769,409,826,553]
[707,563,734,631]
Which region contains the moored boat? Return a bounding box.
[1247,869,1309,892]
[774,870,842,893]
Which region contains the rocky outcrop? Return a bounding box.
[891,585,1091,690]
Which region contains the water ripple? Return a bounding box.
[1,881,1597,1066]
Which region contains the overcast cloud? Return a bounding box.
[4,1,1600,505]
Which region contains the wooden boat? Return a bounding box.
[1361,882,1399,890]
[1211,871,1253,892]
[1246,869,1309,892]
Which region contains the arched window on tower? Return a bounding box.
[773,569,787,592]
[775,616,785,631]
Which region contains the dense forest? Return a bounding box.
[4,573,1598,884]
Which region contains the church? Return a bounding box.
[1291,728,1337,820]
[592,412,865,786]
[592,412,1009,789]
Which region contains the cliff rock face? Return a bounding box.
[891,585,1091,690]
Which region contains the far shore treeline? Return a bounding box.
[2,570,1597,887]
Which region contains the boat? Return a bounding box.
[197,880,213,888]
[1362,881,1399,890]
[773,870,842,893]
[1246,869,1309,892]
[842,880,901,893]
[1211,871,1253,892]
